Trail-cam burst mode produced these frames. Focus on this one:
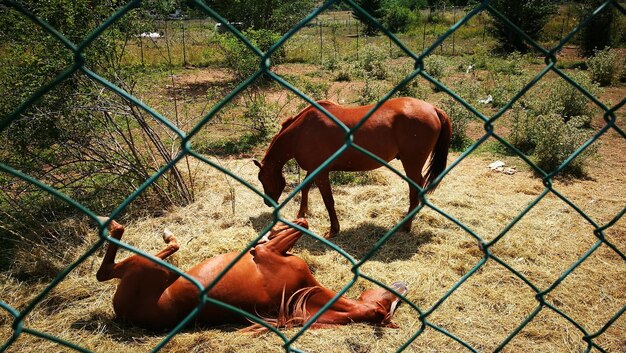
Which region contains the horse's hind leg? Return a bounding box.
[399,156,428,232]
[155,228,180,260]
[314,171,340,237]
[96,217,127,281]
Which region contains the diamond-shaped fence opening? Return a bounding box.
[1,0,625,352]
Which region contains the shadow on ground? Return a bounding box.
[71,312,244,343]
[250,212,434,262]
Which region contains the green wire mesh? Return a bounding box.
[1,0,624,352]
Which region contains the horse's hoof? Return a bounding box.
[163,228,175,243]
[390,281,408,296]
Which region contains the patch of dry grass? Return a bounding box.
[1,137,625,352]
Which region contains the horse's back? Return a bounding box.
[289,98,440,171]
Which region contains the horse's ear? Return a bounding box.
[253,159,262,168]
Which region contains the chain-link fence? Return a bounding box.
[1,0,625,352]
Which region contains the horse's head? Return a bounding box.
[358,281,408,328]
[253,159,286,207]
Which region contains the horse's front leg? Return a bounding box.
[314,172,339,238]
[297,172,312,218]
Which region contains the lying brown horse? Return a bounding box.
[254,97,452,237]
[96,217,407,330]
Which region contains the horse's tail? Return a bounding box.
[423,106,452,194]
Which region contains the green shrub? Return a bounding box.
[300,78,330,101]
[586,47,618,86]
[533,115,596,176]
[383,4,418,33]
[356,76,387,105]
[527,71,599,126]
[440,97,474,151]
[242,94,280,136]
[455,79,483,104]
[490,74,528,108]
[487,52,524,75]
[391,66,430,99]
[507,106,536,154]
[424,54,448,80]
[356,44,390,80]
[332,61,355,82]
[197,132,266,156]
[216,29,284,84]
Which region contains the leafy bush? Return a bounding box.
[586,47,618,86]
[356,76,387,105]
[487,52,524,75]
[440,97,474,151]
[242,94,281,136]
[505,106,597,176]
[216,29,284,84]
[356,44,390,80]
[330,171,383,186]
[300,79,330,101]
[490,74,528,108]
[507,106,536,154]
[383,4,418,33]
[209,0,316,34]
[532,115,596,176]
[333,61,355,82]
[528,71,599,126]
[424,54,448,81]
[391,68,430,99]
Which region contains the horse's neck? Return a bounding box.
[263,129,295,170]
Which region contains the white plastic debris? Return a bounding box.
[138,32,162,38]
[479,94,493,104]
[488,161,506,169]
[488,161,517,175]
[466,64,474,74]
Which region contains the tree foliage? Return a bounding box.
[575,0,618,57]
[0,1,195,273]
[488,0,557,53]
[206,0,317,34]
[352,0,385,35]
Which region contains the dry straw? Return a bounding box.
[1,147,624,352]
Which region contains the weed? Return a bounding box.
[196,132,267,156]
[586,47,618,86]
[330,171,382,186]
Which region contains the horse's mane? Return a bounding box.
[261,100,338,163]
[240,286,321,334]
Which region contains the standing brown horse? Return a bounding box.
[96,217,407,330]
[254,97,452,237]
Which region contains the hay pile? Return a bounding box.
[1,143,624,352]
